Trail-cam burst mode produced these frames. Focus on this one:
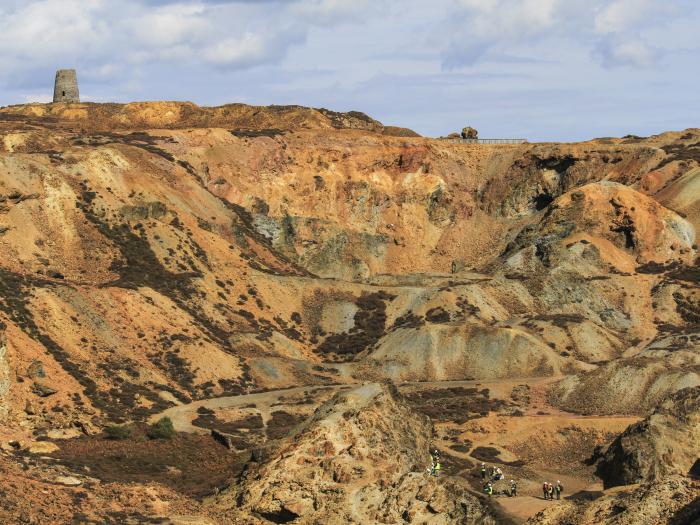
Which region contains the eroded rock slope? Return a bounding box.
[0,103,698,523]
[215,382,492,524]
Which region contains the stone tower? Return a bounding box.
[53,69,80,103]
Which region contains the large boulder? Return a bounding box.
[461,126,478,139]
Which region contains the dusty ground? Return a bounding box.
[0,103,698,523]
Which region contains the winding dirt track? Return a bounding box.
[150,377,556,433]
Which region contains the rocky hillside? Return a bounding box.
[214,382,492,524]
[0,103,698,523]
[596,386,700,487]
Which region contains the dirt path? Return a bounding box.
[150,377,556,433]
[150,384,343,432]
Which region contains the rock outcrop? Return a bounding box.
[527,475,699,525]
[529,387,700,525]
[215,382,492,524]
[461,127,478,140]
[595,386,700,487]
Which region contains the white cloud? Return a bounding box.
[203,30,304,68]
[594,0,658,33]
[130,4,210,48]
[290,0,387,24]
[595,37,660,68]
[0,0,109,66]
[439,0,681,69]
[0,0,370,87]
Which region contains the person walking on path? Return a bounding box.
[510,480,517,497]
[481,463,486,480]
[542,481,549,500]
[547,482,555,501]
[555,480,563,500]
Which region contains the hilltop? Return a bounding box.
[0,101,419,136]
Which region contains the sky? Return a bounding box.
[0,0,698,141]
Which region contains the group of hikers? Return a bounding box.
[429,451,565,502]
[481,462,563,500]
[542,480,564,500]
[481,463,517,497]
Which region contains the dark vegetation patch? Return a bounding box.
[669,260,700,283]
[147,347,196,392]
[99,512,169,525]
[533,154,578,172]
[192,412,264,435]
[425,307,451,324]
[567,490,605,502]
[533,192,554,210]
[73,131,177,162]
[259,508,299,524]
[104,424,131,440]
[470,446,501,462]
[504,272,530,281]
[532,313,585,328]
[439,450,474,477]
[635,260,680,274]
[146,417,176,440]
[50,427,243,498]
[656,141,700,169]
[470,446,526,467]
[230,129,285,138]
[404,387,507,424]
[510,384,531,405]
[77,184,201,291]
[449,443,473,454]
[315,291,396,362]
[266,411,306,440]
[608,198,638,248]
[673,292,700,325]
[392,312,425,329]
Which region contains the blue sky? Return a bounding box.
[0,0,698,141]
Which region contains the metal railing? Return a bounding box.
[448,138,528,145]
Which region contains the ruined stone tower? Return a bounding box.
[53,69,80,103]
